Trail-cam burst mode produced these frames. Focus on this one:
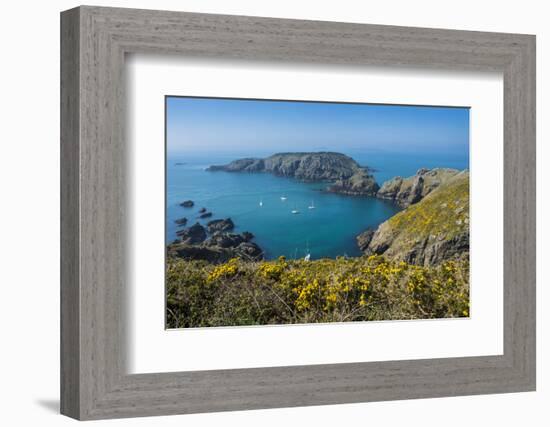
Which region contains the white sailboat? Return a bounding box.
[308,200,315,209]
[304,240,311,261]
[291,204,300,214]
[259,198,263,207]
[280,195,287,201]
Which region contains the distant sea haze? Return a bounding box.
[166,150,469,260]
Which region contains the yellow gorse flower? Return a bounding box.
[167,254,470,327]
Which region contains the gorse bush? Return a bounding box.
[166,255,469,328]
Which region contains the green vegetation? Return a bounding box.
[367,171,469,265]
[166,254,469,328]
[387,171,469,239]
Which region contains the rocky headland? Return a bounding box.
[377,168,462,208]
[358,171,469,266]
[326,169,379,196]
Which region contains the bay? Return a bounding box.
[166,151,468,260]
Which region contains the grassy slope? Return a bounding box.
[369,171,469,263]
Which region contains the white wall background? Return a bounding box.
[0,0,546,425]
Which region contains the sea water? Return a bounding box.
[166,151,468,260]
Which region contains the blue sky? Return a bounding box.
[166,96,469,157]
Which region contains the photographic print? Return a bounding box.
[165,96,470,329]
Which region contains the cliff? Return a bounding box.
[326,169,379,196]
[377,168,461,207]
[361,171,469,266]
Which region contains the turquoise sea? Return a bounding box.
[166,151,468,260]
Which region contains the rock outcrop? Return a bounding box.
[168,213,262,263]
[377,168,461,207]
[180,200,194,208]
[174,217,187,226]
[327,169,380,196]
[360,171,469,266]
[168,230,263,263]
[167,244,235,264]
[167,241,263,264]
[356,229,375,252]
[236,242,264,259]
[205,231,252,248]
[175,222,206,244]
[207,218,234,233]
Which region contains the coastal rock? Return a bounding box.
[377,168,460,207]
[356,229,375,252]
[361,171,470,266]
[235,242,263,260]
[168,211,263,263]
[174,217,188,226]
[180,200,194,208]
[206,232,247,248]
[167,236,263,263]
[198,207,207,213]
[376,176,403,200]
[205,231,255,248]
[241,231,254,241]
[198,211,213,219]
[167,244,237,264]
[326,169,380,196]
[207,218,234,233]
[175,222,206,244]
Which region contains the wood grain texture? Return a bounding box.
[60,5,536,420]
[60,7,80,419]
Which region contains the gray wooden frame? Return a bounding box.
[60,5,536,420]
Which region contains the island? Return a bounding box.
[207,152,380,196]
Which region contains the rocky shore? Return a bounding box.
[168,217,263,264]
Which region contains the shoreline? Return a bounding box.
[167,152,468,265]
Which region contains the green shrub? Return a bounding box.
[166,255,469,328]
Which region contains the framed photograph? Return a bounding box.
[61,6,536,420]
[164,96,471,329]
